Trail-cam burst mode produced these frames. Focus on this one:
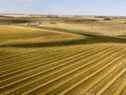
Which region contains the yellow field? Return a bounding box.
[1,21,126,95]
[40,20,126,36]
[0,25,80,46]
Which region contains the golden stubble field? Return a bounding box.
[1,19,126,95]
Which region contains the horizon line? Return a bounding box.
[0,12,126,17]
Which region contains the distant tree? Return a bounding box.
[104,17,112,20]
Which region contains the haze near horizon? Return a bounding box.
[0,0,126,16]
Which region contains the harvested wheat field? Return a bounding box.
[1,43,126,95]
[1,21,126,95]
[2,13,126,95]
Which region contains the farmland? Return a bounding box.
[1,15,126,95]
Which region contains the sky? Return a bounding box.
[0,0,126,16]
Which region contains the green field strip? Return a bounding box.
[58,49,126,95]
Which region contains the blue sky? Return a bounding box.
[0,0,126,16]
